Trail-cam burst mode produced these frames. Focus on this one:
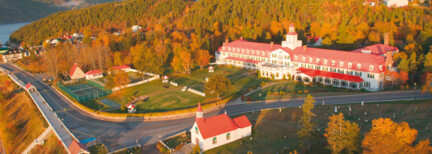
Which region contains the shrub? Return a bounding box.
[298,90,303,94]
[303,90,309,93]
[192,145,201,154]
[121,105,126,111]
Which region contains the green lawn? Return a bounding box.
[206,99,432,154]
[104,66,255,113]
[247,82,366,101]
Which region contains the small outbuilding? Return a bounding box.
[127,104,136,113]
[162,76,169,83]
[69,63,85,80]
[208,66,214,73]
[109,65,131,73]
[85,70,103,80]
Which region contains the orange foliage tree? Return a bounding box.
[324,113,360,154]
[399,71,409,84]
[362,118,432,153]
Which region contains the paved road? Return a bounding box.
[1,63,432,152]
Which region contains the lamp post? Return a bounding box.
[259,93,262,101]
[414,82,417,101]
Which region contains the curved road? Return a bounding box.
[1,63,432,152]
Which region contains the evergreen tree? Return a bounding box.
[298,94,316,152]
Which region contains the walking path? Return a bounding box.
[22,126,53,154]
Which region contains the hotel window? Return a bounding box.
[347,70,353,75]
[241,49,245,53]
[285,55,290,60]
[379,65,383,71]
[222,47,226,50]
[357,64,361,69]
[316,66,321,70]
[227,133,231,140]
[222,52,226,56]
[364,81,371,88]
[355,71,362,76]
[340,62,344,67]
[213,137,217,144]
[302,57,306,62]
[324,59,328,65]
[237,48,240,52]
[367,73,375,78]
[348,62,352,68]
[316,58,320,64]
[331,60,336,66]
[251,50,254,54]
[309,58,313,63]
[228,47,231,51]
[246,49,249,54]
[262,51,265,56]
[256,50,259,55]
[369,65,374,71]
[294,56,298,61]
[272,54,277,58]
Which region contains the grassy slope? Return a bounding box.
[0,75,63,153]
[207,99,432,153]
[30,132,67,154]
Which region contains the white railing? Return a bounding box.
[112,75,160,91]
[170,81,178,86]
[187,88,206,97]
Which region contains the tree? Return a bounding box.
[399,71,409,84]
[114,71,129,90]
[424,52,432,73]
[180,50,192,74]
[408,52,418,82]
[422,73,432,93]
[297,94,316,151]
[192,144,201,154]
[104,74,115,90]
[204,74,231,99]
[195,49,212,70]
[362,118,418,154]
[324,113,360,154]
[44,45,64,80]
[397,58,409,73]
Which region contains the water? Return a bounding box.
[0,22,32,45]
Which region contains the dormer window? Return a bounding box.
[222,47,226,50]
[228,47,231,51]
[237,48,240,52]
[302,57,306,62]
[379,65,383,71]
[309,58,313,63]
[340,62,344,67]
[357,64,361,69]
[251,50,254,54]
[331,60,336,66]
[316,58,320,63]
[241,49,245,53]
[369,65,374,71]
[348,62,352,68]
[246,49,249,54]
[294,56,298,61]
[324,59,328,65]
[262,51,265,56]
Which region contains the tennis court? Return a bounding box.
[98,98,120,108]
[59,82,112,102]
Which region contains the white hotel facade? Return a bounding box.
[215,24,398,91]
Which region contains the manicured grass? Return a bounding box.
[224,75,267,100]
[164,132,191,149]
[88,143,109,154]
[104,66,252,113]
[206,99,432,154]
[248,82,366,101]
[81,99,110,111]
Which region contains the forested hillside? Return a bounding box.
[10,0,432,87]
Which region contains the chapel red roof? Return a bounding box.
[196,102,202,112]
[85,69,102,75]
[232,115,253,128]
[68,140,89,154]
[296,67,364,82]
[128,104,135,108]
[352,44,399,55]
[69,64,79,77]
[196,114,252,139]
[111,65,130,70]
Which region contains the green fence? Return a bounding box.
[87,80,113,93]
[58,82,112,102]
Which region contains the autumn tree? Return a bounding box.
[397,58,409,73]
[172,49,192,74]
[422,73,432,93]
[113,71,129,91]
[195,49,212,69]
[104,74,115,90]
[399,71,409,84]
[298,94,316,152]
[204,74,231,99]
[362,118,418,153]
[44,45,64,80]
[324,113,360,154]
[424,52,432,73]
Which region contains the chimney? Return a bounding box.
[225,38,229,44]
[303,45,307,52]
[270,42,274,47]
[240,36,243,40]
[384,33,389,46]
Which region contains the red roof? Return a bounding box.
[196,102,202,112]
[225,56,261,64]
[196,114,251,139]
[68,140,89,154]
[287,32,297,35]
[25,82,33,90]
[85,69,102,75]
[220,39,386,73]
[297,67,364,82]
[208,66,214,69]
[69,64,78,77]
[111,65,130,70]
[289,23,294,27]
[128,104,135,108]
[352,44,398,55]
[233,115,252,128]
